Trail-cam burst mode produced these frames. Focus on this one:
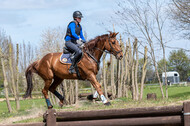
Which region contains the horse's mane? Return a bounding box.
[85,34,108,54]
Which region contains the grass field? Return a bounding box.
[0,84,190,124]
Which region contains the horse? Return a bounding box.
[23,31,123,109]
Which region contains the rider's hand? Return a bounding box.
[79,43,84,49]
[76,39,82,45]
[81,40,86,43]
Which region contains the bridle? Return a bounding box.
[90,35,122,55]
[84,35,122,69]
[108,35,122,56]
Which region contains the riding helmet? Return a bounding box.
[73,11,83,19]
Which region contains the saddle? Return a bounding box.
[60,46,83,80]
[59,47,74,64]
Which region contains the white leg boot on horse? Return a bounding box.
[88,74,111,106]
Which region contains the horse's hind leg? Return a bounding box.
[49,76,64,107]
[42,79,53,109]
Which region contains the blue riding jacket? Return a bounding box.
[65,22,85,42]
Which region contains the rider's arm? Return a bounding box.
[80,26,86,42]
[69,22,80,40]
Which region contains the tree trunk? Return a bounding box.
[117,60,121,98]
[110,54,116,98]
[16,44,20,109]
[134,38,139,100]
[117,36,122,98]
[126,38,132,98]
[63,80,69,105]
[0,47,12,113]
[131,59,135,100]
[103,53,108,99]
[75,80,79,105]
[9,43,20,110]
[140,46,148,100]
[131,39,138,100]
[120,38,125,97]
[152,52,165,98]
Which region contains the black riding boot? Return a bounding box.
[69,58,76,74]
[69,64,76,74]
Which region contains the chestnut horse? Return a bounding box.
[23,32,123,109]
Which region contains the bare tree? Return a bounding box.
[140,46,148,100]
[170,0,190,39]
[75,80,79,105]
[16,44,20,109]
[110,54,116,98]
[134,38,139,100]
[40,27,65,56]
[103,53,108,99]
[0,47,12,113]
[9,43,20,110]
[0,30,12,112]
[115,0,169,98]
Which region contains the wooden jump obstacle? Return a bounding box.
[43,102,190,126]
[2,102,190,126]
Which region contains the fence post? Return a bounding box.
[46,109,56,126]
[183,102,190,126]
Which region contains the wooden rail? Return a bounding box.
[43,102,190,126]
[2,102,190,126]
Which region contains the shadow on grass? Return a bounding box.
[169,91,190,98]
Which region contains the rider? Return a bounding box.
[65,11,86,74]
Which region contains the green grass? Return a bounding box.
[143,84,190,100]
[14,117,43,123]
[0,98,46,122]
[1,84,190,124]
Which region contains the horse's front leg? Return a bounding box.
[88,74,111,106]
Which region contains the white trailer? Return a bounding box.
[162,71,180,85]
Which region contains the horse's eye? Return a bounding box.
[112,41,115,44]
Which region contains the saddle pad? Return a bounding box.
[60,53,72,64]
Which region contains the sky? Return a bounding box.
[0,0,116,45]
[0,0,189,59]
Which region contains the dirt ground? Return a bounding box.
[0,107,45,124]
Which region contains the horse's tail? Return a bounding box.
[23,60,38,98]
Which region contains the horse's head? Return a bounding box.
[104,31,123,60]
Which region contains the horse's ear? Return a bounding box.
[108,31,119,37]
[111,32,119,38]
[108,31,113,36]
[115,32,119,37]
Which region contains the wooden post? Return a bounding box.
[183,102,190,126]
[46,109,56,126]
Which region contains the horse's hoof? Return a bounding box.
[59,101,63,108]
[48,105,53,109]
[104,102,111,106]
[87,94,94,101]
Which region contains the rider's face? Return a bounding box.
[75,17,81,23]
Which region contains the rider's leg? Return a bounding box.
[65,42,82,74]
